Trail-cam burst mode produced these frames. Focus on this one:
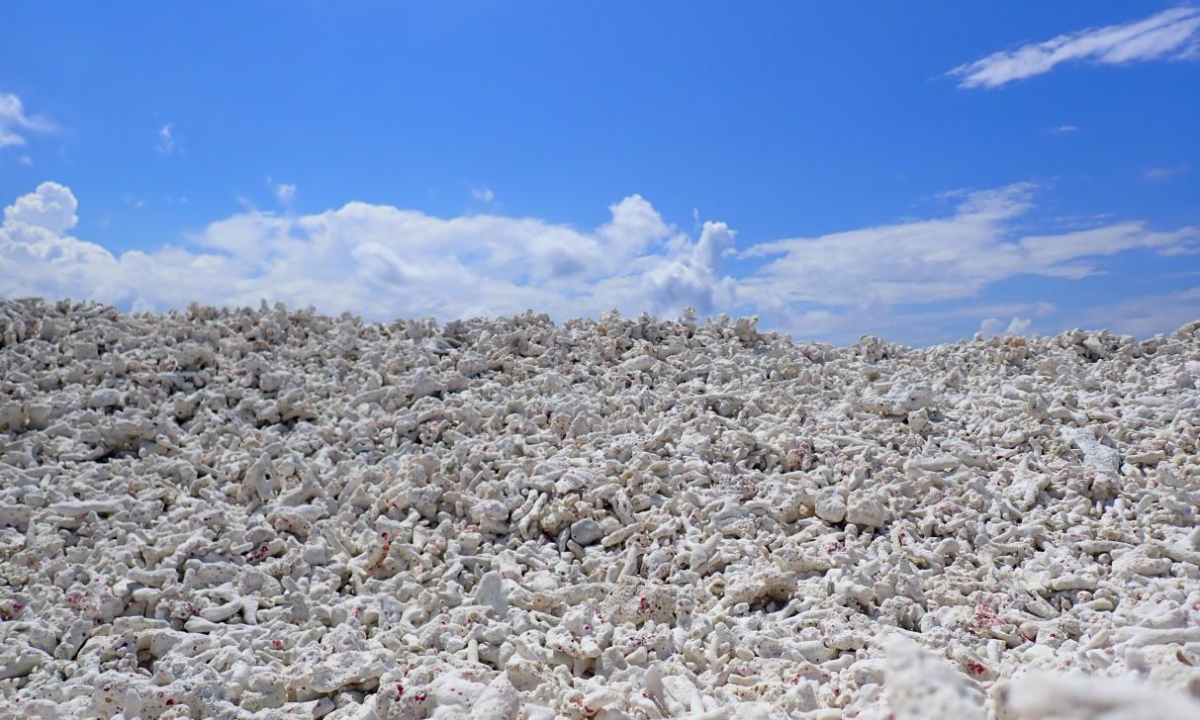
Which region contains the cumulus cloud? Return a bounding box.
[951,7,1200,89]
[2,182,1197,345]
[0,184,735,323]
[472,186,495,203]
[1006,316,1033,335]
[4,182,78,234]
[980,316,1033,337]
[0,92,56,149]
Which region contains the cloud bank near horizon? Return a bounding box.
[1,182,1197,344]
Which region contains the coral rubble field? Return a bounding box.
[1,298,1200,719]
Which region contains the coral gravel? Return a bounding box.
[1,298,1200,719]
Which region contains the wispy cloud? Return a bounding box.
[156,123,177,154]
[0,92,56,149]
[1054,124,1079,134]
[1050,212,1116,230]
[951,7,1200,89]
[739,183,1199,340]
[1144,164,1188,180]
[472,186,496,203]
[267,178,297,206]
[1075,286,1200,337]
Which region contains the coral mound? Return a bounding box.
[2,298,1200,719]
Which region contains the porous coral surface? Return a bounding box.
[2,298,1200,719]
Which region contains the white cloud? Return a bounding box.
[268,178,297,206]
[1075,286,1200,338]
[1054,124,1079,133]
[980,316,1033,337]
[472,186,495,203]
[635,221,737,315]
[1144,164,1188,180]
[4,182,78,234]
[951,7,1200,89]
[739,183,1199,341]
[1006,317,1032,335]
[156,123,177,155]
[0,184,735,323]
[1018,221,1197,266]
[0,92,56,149]
[743,184,1198,305]
[742,183,1035,309]
[2,182,1196,345]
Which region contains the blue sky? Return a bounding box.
[2,1,1198,344]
